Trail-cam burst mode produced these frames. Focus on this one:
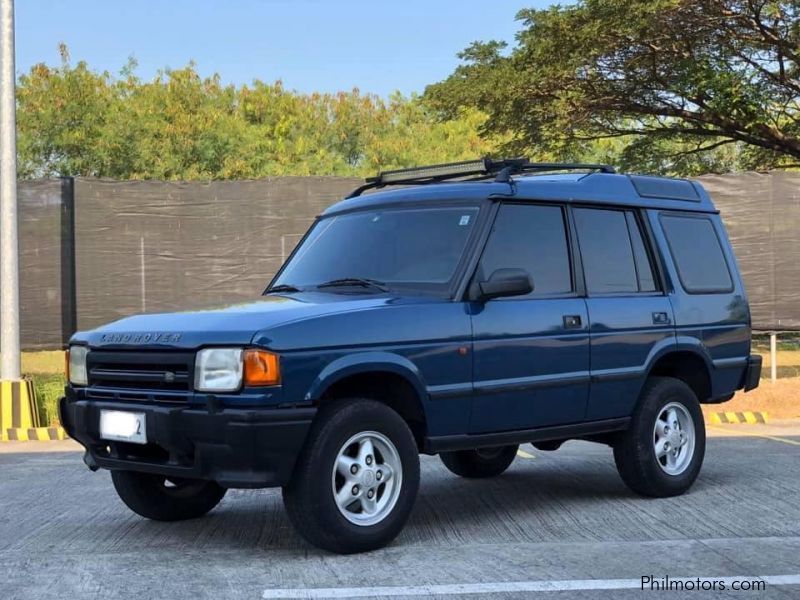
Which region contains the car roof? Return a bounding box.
[323,172,717,216]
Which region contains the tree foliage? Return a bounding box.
[16,46,498,179]
[425,1,800,174]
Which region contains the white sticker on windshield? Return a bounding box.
[459,215,471,226]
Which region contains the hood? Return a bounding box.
[72,292,445,350]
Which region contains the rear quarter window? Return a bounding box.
[660,214,733,294]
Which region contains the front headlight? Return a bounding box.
[194,348,243,392]
[68,345,89,386]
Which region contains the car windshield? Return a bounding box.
[271,205,481,294]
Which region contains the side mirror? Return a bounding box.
[476,268,533,301]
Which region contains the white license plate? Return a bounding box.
[99,410,147,444]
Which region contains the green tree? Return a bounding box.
[425,1,800,174]
[16,44,118,178]
[16,48,500,180]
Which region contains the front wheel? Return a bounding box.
[613,377,705,497]
[111,471,227,521]
[282,398,420,554]
[440,445,519,478]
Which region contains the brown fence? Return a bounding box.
[10,172,800,350]
[697,173,800,334]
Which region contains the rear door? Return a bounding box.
[469,202,590,433]
[572,206,675,420]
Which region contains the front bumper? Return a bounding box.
[60,390,316,488]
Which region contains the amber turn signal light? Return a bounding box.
[243,349,281,386]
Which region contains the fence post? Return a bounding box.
[60,177,77,345]
[140,236,146,312]
[770,332,778,383]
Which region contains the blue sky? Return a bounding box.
[15,0,554,96]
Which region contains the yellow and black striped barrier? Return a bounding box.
[708,411,768,425]
[1,379,68,441]
[4,426,67,441]
[0,379,39,440]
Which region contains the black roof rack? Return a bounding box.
[346,157,616,198]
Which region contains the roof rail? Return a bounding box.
[346,157,616,198]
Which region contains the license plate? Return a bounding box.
[99,410,147,444]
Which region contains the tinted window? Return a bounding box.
[479,204,572,296]
[274,206,479,294]
[661,215,732,293]
[574,208,639,294]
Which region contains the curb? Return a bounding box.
[708,411,768,425]
[3,427,67,441]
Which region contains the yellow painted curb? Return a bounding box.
[708,411,768,425]
[3,426,67,441]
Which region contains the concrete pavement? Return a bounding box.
[1,424,799,599]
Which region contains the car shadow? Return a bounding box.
[56,436,761,558]
[122,458,663,554]
[12,445,748,557]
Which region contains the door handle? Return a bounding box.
[563,315,582,329]
[652,311,671,325]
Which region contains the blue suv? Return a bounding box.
[60,158,761,554]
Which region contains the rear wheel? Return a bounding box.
[282,398,420,554]
[111,471,226,521]
[614,377,705,497]
[440,445,519,478]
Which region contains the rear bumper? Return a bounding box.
[744,354,762,392]
[59,390,315,488]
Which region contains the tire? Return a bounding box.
[440,445,518,478]
[282,398,420,554]
[111,470,227,521]
[613,377,706,497]
[532,440,563,452]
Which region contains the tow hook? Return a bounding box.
[83,451,99,472]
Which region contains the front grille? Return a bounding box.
[87,350,195,392]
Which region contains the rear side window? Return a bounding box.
[479,204,572,296]
[574,208,657,294]
[660,214,733,293]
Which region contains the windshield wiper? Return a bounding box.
[265,283,303,294]
[316,278,389,292]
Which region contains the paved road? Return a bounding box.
[2,423,799,599]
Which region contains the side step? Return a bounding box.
[424,417,630,454]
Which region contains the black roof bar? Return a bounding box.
[346,157,616,198]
